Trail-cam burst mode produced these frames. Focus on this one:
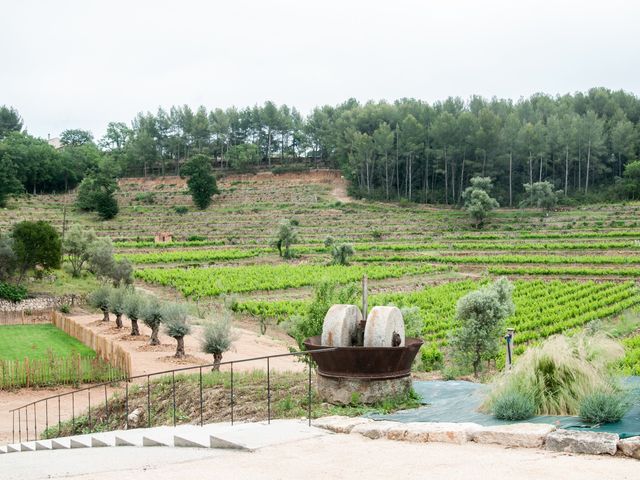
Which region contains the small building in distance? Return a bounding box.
[154,232,173,243]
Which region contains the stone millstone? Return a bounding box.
[545,429,618,455]
[321,304,362,347]
[363,306,405,348]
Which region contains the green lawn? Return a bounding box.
[0,324,95,361]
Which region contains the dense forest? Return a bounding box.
[1,87,640,207]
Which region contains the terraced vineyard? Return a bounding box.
[2,170,640,367]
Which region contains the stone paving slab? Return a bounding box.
[310,416,371,434]
[472,423,556,448]
[545,429,619,455]
[617,436,640,459]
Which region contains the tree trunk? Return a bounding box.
[459,154,465,204]
[528,151,533,185]
[149,325,160,346]
[175,336,185,358]
[509,150,513,206]
[385,153,389,200]
[101,308,109,322]
[131,318,140,336]
[444,147,448,205]
[115,313,123,329]
[564,145,569,196]
[585,139,591,194]
[212,352,223,371]
[539,154,543,182]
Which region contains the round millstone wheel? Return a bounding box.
[363,306,405,347]
[321,304,362,347]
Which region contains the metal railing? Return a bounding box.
[9,348,335,444]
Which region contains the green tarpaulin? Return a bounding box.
[370,377,640,439]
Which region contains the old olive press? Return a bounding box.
[304,277,423,404]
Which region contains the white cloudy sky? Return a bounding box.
[2,0,639,139]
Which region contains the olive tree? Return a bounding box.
[142,297,164,345]
[162,302,191,358]
[271,219,298,259]
[449,277,515,378]
[123,290,146,336]
[325,237,355,265]
[89,285,112,322]
[108,286,127,329]
[64,226,97,277]
[461,177,499,229]
[201,315,234,371]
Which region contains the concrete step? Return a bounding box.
[0,420,330,454]
[34,440,53,450]
[20,441,37,452]
[70,434,94,448]
[90,432,120,447]
[51,437,72,449]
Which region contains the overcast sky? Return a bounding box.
[2,0,639,139]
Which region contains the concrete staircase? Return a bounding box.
[0,419,328,454]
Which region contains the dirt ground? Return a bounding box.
[0,311,302,445]
[3,434,638,480]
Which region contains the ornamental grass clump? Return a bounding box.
[485,333,625,417]
[579,391,630,424]
[491,390,536,420]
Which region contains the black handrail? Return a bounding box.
[8,348,336,444]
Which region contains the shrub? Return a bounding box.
[285,280,359,349]
[95,190,119,220]
[0,235,17,281]
[579,391,630,424]
[174,206,189,215]
[419,343,443,372]
[0,282,27,302]
[187,235,206,242]
[491,390,536,420]
[59,303,71,314]
[201,314,235,370]
[134,192,156,204]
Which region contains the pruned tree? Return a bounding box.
[162,302,191,358]
[108,286,127,329]
[123,290,146,336]
[88,237,116,279]
[89,285,112,322]
[461,176,499,228]
[449,277,515,378]
[201,315,234,371]
[271,219,298,259]
[142,296,164,345]
[63,225,97,277]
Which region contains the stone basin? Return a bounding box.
[303,336,423,380]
